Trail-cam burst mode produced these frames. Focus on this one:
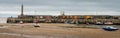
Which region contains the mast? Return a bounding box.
[60,11,65,16]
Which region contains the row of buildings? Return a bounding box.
[7,5,120,25]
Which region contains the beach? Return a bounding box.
[0,23,120,38]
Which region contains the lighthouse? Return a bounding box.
[21,4,24,16]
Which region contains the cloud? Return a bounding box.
[0,0,120,17]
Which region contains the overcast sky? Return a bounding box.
[0,0,120,17]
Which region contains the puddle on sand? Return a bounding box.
[0,33,80,38]
[0,26,8,28]
[0,33,31,37]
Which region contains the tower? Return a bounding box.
[21,4,24,16]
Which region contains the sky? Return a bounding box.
[0,0,120,17]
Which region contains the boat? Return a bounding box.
[102,26,119,31]
[34,23,40,27]
[104,22,113,25]
[95,22,103,25]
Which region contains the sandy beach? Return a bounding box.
[0,23,120,38]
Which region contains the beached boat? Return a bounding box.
[95,22,103,25]
[102,26,119,31]
[104,22,113,25]
[34,23,40,27]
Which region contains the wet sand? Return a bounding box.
[0,23,120,38]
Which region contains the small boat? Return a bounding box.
[95,22,103,25]
[102,26,119,31]
[34,23,40,27]
[104,22,113,25]
[19,21,24,24]
[65,21,71,24]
